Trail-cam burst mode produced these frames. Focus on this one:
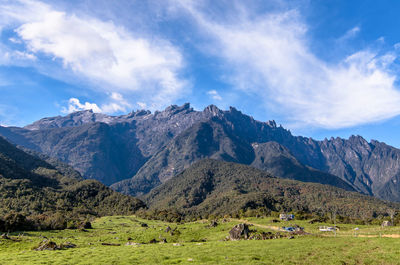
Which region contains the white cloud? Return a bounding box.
[13,50,37,60]
[176,1,400,128]
[0,43,36,65]
[61,98,102,114]
[338,26,360,42]
[207,89,222,100]
[0,0,188,110]
[61,92,133,114]
[137,102,147,109]
[9,37,22,44]
[101,92,132,113]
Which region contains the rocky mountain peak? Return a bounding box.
[229,106,240,113]
[165,103,192,113]
[24,110,113,130]
[134,110,151,117]
[348,135,368,145]
[203,104,222,116]
[266,120,277,128]
[154,103,193,119]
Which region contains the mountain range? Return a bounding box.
[1,103,400,202]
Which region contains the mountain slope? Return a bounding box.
[0,104,219,184]
[112,119,353,196]
[0,136,145,217]
[144,159,397,219]
[250,141,354,190]
[0,122,147,185]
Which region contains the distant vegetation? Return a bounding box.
[141,159,399,224]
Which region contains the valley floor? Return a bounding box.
[1,216,400,265]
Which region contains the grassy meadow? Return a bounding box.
[1,216,400,264]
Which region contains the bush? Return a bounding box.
[136,209,183,223]
[66,220,78,229]
[0,212,96,232]
[79,221,92,229]
[3,212,32,232]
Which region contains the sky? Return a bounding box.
[1,0,400,146]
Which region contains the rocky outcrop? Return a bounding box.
[34,240,76,251]
[229,224,249,240]
[34,240,60,251]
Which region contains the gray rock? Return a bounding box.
[229,224,249,240]
[34,240,60,251]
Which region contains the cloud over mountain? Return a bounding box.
[1,0,400,132]
[174,0,400,128]
[0,0,188,111]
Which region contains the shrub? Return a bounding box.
[0,218,4,232]
[3,212,32,232]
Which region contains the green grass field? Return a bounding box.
[1,216,400,264]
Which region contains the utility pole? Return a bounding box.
[388,209,395,226]
[333,211,337,237]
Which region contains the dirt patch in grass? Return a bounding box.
[381,234,400,238]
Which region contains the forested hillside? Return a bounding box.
[144,159,398,219]
[0,136,145,219]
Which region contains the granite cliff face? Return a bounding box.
[1,103,400,201]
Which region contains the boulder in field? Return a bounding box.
[101,243,121,246]
[79,221,92,229]
[126,242,140,246]
[209,220,218,227]
[229,224,249,240]
[60,242,76,249]
[34,240,60,251]
[1,233,10,240]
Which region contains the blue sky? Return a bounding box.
[1,0,400,147]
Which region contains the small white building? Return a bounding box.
[279,213,294,221]
[381,221,392,227]
[319,226,336,232]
